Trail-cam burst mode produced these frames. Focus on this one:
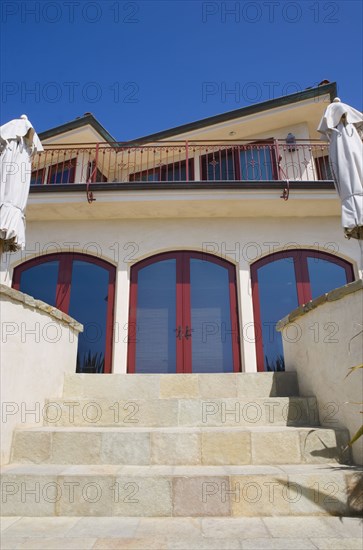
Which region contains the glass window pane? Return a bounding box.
[204,150,235,181]
[307,257,348,299]
[240,147,273,180]
[68,261,110,374]
[135,259,176,373]
[19,261,59,306]
[257,258,298,371]
[190,259,234,373]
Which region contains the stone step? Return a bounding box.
[11,426,350,466]
[1,463,361,517]
[1,515,363,548]
[62,372,299,400]
[42,397,319,427]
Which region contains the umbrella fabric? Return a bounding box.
[317,98,363,238]
[0,115,43,252]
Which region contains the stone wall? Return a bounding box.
[0,285,83,465]
[277,280,363,465]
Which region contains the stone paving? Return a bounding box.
[1,516,362,549]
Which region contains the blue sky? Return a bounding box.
[1,0,362,140]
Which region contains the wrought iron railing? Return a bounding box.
[31,140,332,186]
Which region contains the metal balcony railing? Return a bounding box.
[30,140,332,186]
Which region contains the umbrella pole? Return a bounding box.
[358,239,363,279]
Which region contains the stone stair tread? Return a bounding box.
[12,425,348,433]
[2,462,359,476]
[62,372,300,400]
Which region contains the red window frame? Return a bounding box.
[127,251,241,373]
[251,249,355,371]
[12,253,116,373]
[200,141,278,181]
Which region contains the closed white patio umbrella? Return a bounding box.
[0,115,43,254]
[317,98,363,240]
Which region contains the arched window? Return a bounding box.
[128,251,241,373]
[13,253,116,373]
[251,250,354,372]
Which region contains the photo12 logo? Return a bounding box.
[1,2,140,24]
[1,81,140,105]
[201,2,340,24]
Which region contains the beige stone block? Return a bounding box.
[16,538,96,549]
[261,397,318,427]
[230,475,290,516]
[151,432,200,465]
[241,538,317,549]
[198,374,237,398]
[63,374,160,400]
[178,399,216,427]
[201,431,251,465]
[1,516,79,536]
[263,516,341,538]
[299,429,349,464]
[51,432,102,464]
[160,375,199,398]
[113,476,172,517]
[67,516,139,537]
[201,517,268,539]
[251,431,301,464]
[237,373,276,398]
[93,537,168,549]
[101,432,150,465]
[322,515,363,538]
[11,431,51,463]
[137,399,179,427]
[43,399,114,427]
[136,517,202,537]
[0,517,21,532]
[310,538,363,549]
[0,538,29,550]
[173,476,231,516]
[1,475,57,516]
[56,475,114,516]
[167,537,241,549]
[286,472,348,515]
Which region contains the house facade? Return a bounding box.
[2,81,361,375]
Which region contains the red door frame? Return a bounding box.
[251,249,355,372]
[127,251,241,373]
[12,253,116,373]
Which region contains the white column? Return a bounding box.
[238,262,258,372]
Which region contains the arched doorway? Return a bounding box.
[251,249,354,372]
[12,253,116,373]
[128,251,241,373]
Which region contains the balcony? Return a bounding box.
[31,140,332,188]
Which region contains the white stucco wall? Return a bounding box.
[0,286,82,465]
[278,282,363,465]
[1,216,360,376]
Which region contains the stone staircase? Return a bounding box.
[1,372,362,518]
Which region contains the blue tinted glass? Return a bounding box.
[135,259,176,373]
[190,259,234,373]
[257,258,298,371]
[163,161,187,181]
[68,261,109,374]
[207,150,235,180]
[307,257,348,299]
[240,147,273,180]
[19,261,59,306]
